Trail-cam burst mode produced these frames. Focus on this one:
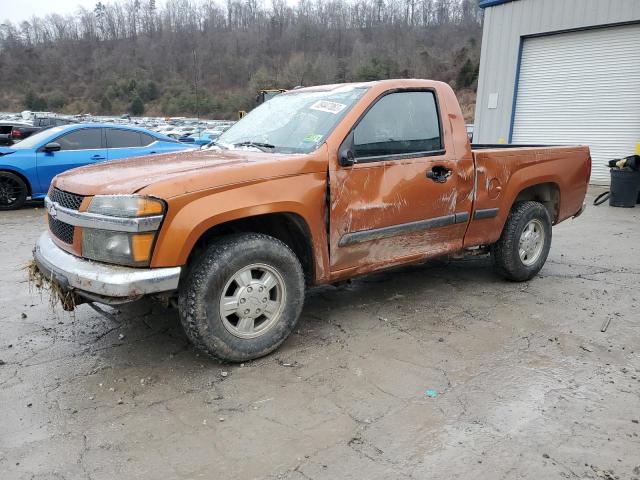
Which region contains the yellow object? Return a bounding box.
[635,143,640,155]
[131,233,156,262]
[137,198,164,216]
[497,137,506,144]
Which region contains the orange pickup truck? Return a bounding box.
[34,79,590,361]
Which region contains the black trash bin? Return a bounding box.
[609,168,640,208]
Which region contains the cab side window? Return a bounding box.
[140,133,156,146]
[353,91,442,159]
[56,129,103,151]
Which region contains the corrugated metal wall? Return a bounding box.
[474,0,640,144]
[511,25,640,184]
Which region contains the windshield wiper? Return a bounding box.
[234,141,276,152]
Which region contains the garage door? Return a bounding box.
[512,24,640,184]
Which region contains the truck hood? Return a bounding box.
[54,147,328,198]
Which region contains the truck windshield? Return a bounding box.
[215,86,369,154]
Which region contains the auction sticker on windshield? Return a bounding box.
[309,100,347,114]
[303,134,323,143]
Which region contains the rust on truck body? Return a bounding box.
[50,79,590,286]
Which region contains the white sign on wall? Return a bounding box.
[488,93,499,109]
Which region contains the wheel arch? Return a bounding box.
[0,168,32,196]
[511,182,560,223]
[184,212,316,286]
[464,177,562,249]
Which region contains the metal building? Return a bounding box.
[474,0,640,184]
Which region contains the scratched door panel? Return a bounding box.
[329,154,468,273]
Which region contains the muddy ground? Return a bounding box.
[1,189,639,480]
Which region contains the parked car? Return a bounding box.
[33,116,77,129]
[178,130,224,146]
[33,79,590,361]
[0,121,39,145]
[0,117,77,146]
[0,123,195,210]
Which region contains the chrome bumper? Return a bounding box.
[33,232,181,302]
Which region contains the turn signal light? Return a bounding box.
[131,233,156,263]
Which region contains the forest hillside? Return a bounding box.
[0,0,483,120]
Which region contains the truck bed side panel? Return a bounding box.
[463,146,589,248]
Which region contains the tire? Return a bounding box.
[178,233,306,362]
[491,201,552,282]
[0,172,28,211]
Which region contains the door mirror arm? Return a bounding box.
[338,131,357,167]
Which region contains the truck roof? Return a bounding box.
[286,79,449,94]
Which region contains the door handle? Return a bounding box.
[91,154,106,160]
[427,166,452,183]
[149,151,157,154]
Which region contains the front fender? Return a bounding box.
[150,172,330,282]
[0,156,38,195]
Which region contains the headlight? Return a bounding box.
[88,195,164,217]
[82,195,165,267]
[82,229,157,267]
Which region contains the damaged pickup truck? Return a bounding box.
[33,80,590,361]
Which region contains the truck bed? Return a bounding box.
[463,144,591,248]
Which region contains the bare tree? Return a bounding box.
[0,0,482,119]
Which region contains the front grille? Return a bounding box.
[49,187,85,210]
[48,215,75,244]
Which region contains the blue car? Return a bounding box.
[178,130,221,146]
[0,124,195,210]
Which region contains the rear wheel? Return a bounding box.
[178,233,305,362]
[491,201,552,282]
[0,172,28,210]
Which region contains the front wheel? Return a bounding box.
[0,172,28,210]
[178,233,305,362]
[491,201,552,282]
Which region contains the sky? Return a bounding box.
[1,0,300,25]
[2,0,105,24]
[1,0,145,24]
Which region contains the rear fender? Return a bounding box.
[464,157,564,247]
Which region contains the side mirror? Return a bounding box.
[338,131,356,167]
[44,142,61,152]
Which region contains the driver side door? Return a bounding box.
[329,89,473,274]
[36,128,106,192]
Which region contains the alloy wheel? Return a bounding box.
[218,263,286,339]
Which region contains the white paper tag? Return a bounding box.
[309,100,347,114]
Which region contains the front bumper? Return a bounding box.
[33,232,181,304]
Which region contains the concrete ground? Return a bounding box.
[1,189,639,480]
